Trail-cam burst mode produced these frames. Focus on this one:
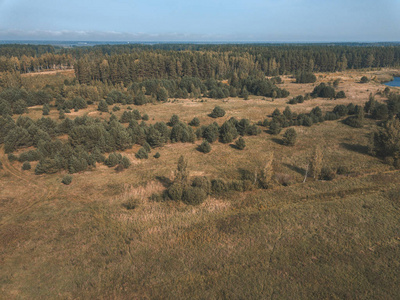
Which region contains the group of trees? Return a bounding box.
[71,44,400,86]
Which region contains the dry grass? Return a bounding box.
[1,68,400,299]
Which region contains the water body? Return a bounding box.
[384,77,400,87]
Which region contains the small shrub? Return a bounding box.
[360,76,369,83]
[8,153,17,162]
[149,193,163,202]
[209,106,226,118]
[235,137,246,150]
[211,179,228,195]
[112,106,120,112]
[143,142,151,153]
[198,140,211,153]
[121,156,131,169]
[320,167,336,181]
[123,198,138,210]
[114,164,124,172]
[182,187,207,205]
[135,147,148,159]
[274,173,293,186]
[22,161,31,170]
[61,175,72,185]
[229,180,244,192]
[142,114,149,121]
[335,91,346,98]
[295,72,317,83]
[154,152,161,158]
[192,176,211,195]
[189,117,200,126]
[167,183,184,201]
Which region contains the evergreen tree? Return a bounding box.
[198,140,211,153]
[209,106,225,118]
[42,104,50,116]
[235,137,246,150]
[282,128,297,146]
[97,100,108,112]
[135,147,148,159]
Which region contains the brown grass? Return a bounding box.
[1,68,400,299]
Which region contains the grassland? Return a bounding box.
[1,68,400,299]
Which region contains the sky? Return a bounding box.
[0,0,399,42]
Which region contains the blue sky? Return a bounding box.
[0,0,399,42]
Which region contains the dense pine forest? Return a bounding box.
[1,43,400,77]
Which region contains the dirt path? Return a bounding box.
[21,69,74,77]
[0,148,55,225]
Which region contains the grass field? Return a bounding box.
[1,68,400,299]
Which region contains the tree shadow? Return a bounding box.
[229,144,240,150]
[271,138,284,145]
[283,163,306,176]
[155,176,172,188]
[340,142,369,155]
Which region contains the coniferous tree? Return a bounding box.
[235,137,246,150]
[97,100,108,112]
[198,140,211,153]
[282,128,297,146]
[42,104,50,116]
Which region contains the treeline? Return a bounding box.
[2,43,400,81]
[73,44,400,85]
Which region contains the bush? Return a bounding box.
[189,117,200,127]
[360,76,369,83]
[121,156,131,169]
[154,152,161,158]
[229,180,244,192]
[311,83,336,99]
[135,147,148,159]
[168,114,180,126]
[211,179,228,195]
[42,104,50,115]
[8,153,18,162]
[269,121,281,135]
[198,140,211,153]
[209,106,225,118]
[105,153,120,167]
[97,100,108,112]
[274,173,293,186]
[167,183,184,201]
[142,114,149,121]
[143,142,151,153]
[112,105,120,112]
[114,164,124,172]
[282,128,297,146]
[295,72,317,83]
[192,176,211,195]
[22,161,31,170]
[182,186,207,205]
[123,198,138,210]
[235,137,246,150]
[335,91,346,98]
[61,175,72,185]
[320,167,336,181]
[343,116,363,128]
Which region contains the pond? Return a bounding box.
[384,77,400,87]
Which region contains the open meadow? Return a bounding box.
[1,68,400,299]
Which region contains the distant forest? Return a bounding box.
[0,44,399,85]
